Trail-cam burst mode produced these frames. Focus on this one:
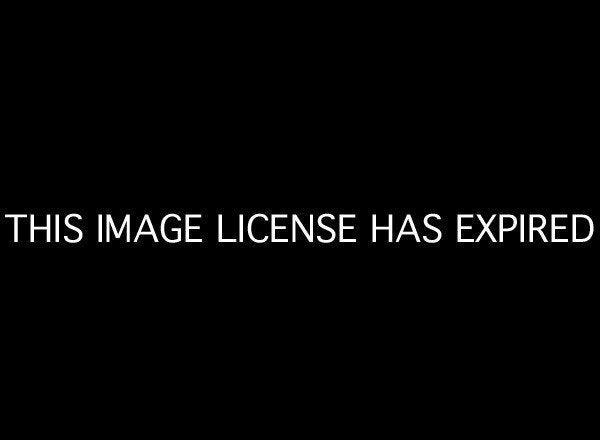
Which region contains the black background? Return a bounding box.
[1,6,597,434]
